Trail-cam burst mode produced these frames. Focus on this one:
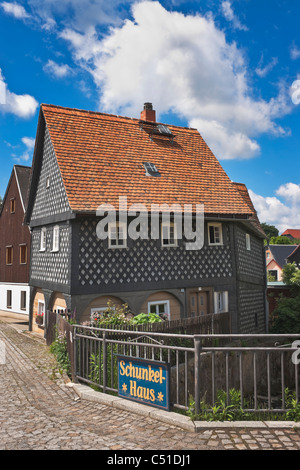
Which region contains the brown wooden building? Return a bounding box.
[0,165,31,314]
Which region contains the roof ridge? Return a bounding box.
[41,103,198,132]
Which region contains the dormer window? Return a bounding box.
[143,162,160,177]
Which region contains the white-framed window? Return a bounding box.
[214,291,228,313]
[40,227,46,251]
[52,225,60,252]
[208,223,223,245]
[38,300,45,325]
[246,233,251,251]
[148,300,170,319]
[161,221,178,247]
[108,221,127,248]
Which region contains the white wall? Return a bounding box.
[0,283,30,315]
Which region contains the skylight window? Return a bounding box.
[143,162,161,177]
[156,124,173,136]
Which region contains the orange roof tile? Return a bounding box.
[281,229,300,238]
[41,103,254,217]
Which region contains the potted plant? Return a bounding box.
[35,313,44,325]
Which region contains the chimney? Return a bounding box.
[140,102,156,122]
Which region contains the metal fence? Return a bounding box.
[72,325,300,416]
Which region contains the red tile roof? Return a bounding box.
[281,229,300,239]
[41,104,254,217]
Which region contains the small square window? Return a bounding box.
[161,222,178,247]
[148,300,170,319]
[108,222,127,248]
[208,223,223,245]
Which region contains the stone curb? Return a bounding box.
[71,383,300,433]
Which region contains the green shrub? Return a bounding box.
[49,333,71,377]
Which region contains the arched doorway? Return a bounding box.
[49,292,67,313]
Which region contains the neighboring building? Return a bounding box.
[286,244,300,268]
[0,165,31,315]
[281,229,300,240]
[25,103,267,333]
[265,244,298,281]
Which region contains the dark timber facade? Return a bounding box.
[25,103,267,333]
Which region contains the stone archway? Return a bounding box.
[139,291,182,321]
[80,295,126,324]
[49,292,68,313]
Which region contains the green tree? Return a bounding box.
[270,263,300,333]
[270,295,300,333]
[269,235,293,245]
[261,223,279,240]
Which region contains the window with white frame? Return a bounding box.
[214,291,228,313]
[108,221,127,248]
[40,227,46,251]
[246,233,251,251]
[161,221,178,247]
[52,225,60,252]
[38,300,45,324]
[148,300,170,319]
[208,223,223,245]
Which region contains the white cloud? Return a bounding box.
[0,68,38,118]
[255,56,278,78]
[221,1,248,31]
[27,0,131,31]
[60,1,291,160]
[249,184,300,233]
[21,136,35,150]
[43,59,73,78]
[290,43,300,60]
[5,89,38,118]
[0,1,30,19]
[12,136,35,163]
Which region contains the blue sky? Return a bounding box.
[0,0,299,232]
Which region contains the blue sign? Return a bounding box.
[117,356,170,411]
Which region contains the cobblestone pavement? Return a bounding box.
[1,319,300,452]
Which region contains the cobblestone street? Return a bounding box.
[1,317,300,453]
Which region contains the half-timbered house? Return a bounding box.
[25,103,267,333]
